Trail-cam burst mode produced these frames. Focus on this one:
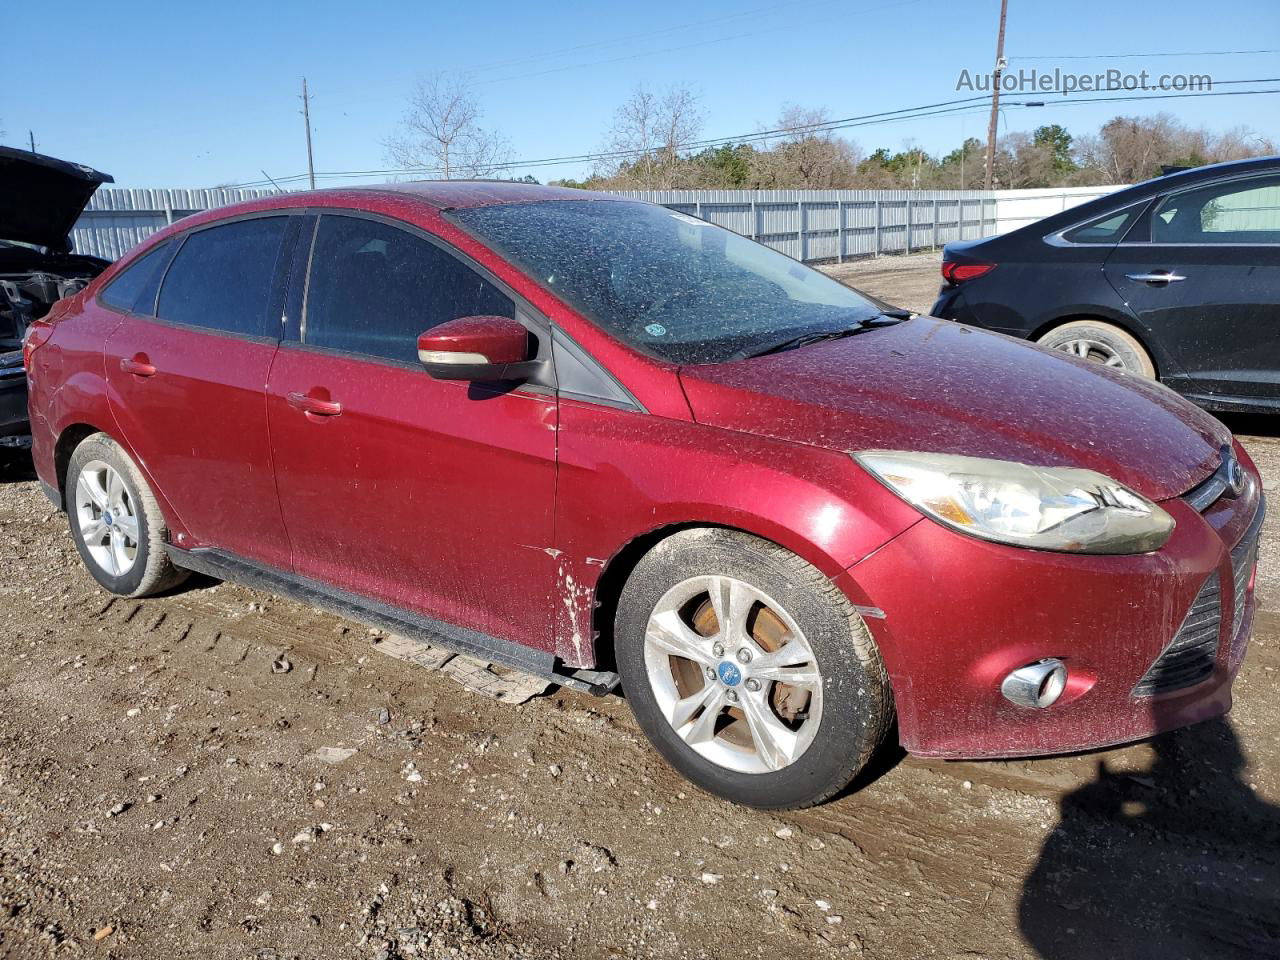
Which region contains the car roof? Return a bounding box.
[118,180,637,258]
[1135,154,1280,190]
[993,154,1280,243]
[332,180,623,209]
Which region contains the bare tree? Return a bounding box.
[385,74,511,179]
[1072,113,1276,184]
[595,86,703,189]
[749,106,860,189]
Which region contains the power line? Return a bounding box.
[1010,48,1280,60]
[221,96,996,189]
[218,80,1280,190]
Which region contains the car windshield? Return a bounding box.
[448,199,883,364]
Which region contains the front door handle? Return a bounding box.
[120,355,157,377]
[287,391,343,417]
[1126,271,1187,284]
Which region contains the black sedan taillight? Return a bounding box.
[941,260,996,285]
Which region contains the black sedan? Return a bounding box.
[932,156,1280,413]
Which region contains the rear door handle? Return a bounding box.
[120,356,157,377]
[1125,272,1187,284]
[287,391,343,417]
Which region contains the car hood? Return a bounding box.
[0,147,113,249]
[678,318,1228,502]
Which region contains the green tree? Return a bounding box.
[1033,124,1076,175]
[692,144,753,187]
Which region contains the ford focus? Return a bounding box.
[24,183,1263,808]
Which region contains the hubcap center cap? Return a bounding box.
[716,661,742,687]
[103,512,113,526]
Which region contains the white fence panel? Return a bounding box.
[70,185,1129,262]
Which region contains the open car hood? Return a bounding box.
[0,147,113,249]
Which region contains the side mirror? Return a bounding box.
[417,315,541,382]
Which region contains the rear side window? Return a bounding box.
[1153,175,1280,244]
[1062,205,1143,244]
[157,217,288,337]
[99,241,173,313]
[303,214,514,363]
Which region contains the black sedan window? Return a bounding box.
[1153,175,1280,244]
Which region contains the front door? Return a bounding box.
[266,213,559,650]
[1104,173,1280,402]
[104,215,294,569]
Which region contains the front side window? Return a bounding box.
[1152,175,1280,244]
[302,214,514,363]
[99,241,172,313]
[449,200,883,364]
[157,217,288,336]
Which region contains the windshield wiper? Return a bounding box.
[731,310,911,361]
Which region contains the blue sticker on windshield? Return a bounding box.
[645,323,667,336]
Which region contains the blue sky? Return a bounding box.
[5,0,1278,189]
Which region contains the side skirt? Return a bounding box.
[166,545,620,697]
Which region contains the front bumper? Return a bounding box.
[839,468,1263,759]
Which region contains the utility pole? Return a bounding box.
[301,78,316,190]
[982,0,1008,190]
[28,130,36,153]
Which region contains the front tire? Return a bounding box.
[1037,320,1156,378]
[615,529,893,809]
[66,433,187,597]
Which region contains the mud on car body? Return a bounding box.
[25,182,1265,808]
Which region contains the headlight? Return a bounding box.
[853,451,1174,554]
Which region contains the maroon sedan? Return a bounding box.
[24,183,1263,808]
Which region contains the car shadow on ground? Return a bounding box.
[1217,413,1280,440]
[1019,709,1280,959]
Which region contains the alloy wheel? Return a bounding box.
[74,459,140,577]
[1054,337,1127,369]
[643,575,823,774]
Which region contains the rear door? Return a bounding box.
[265,212,559,650]
[1104,173,1280,401]
[104,215,295,568]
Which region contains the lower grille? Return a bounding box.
[1134,573,1221,697]
[1230,507,1264,635]
[1228,505,1264,664]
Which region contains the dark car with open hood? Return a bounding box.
[0,147,113,441]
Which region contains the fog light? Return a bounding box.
[1001,659,1067,709]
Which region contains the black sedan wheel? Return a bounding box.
[1037,320,1156,378]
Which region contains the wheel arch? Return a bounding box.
[52,422,109,509]
[588,520,851,672]
[51,422,185,539]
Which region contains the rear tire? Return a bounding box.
[614,529,893,809]
[1037,320,1156,378]
[66,433,187,597]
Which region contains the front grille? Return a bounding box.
[1228,505,1264,660]
[1134,573,1221,697]
[1134,502,1264,697]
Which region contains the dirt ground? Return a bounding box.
[819,254,945,316]
[2,256,1279,960]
